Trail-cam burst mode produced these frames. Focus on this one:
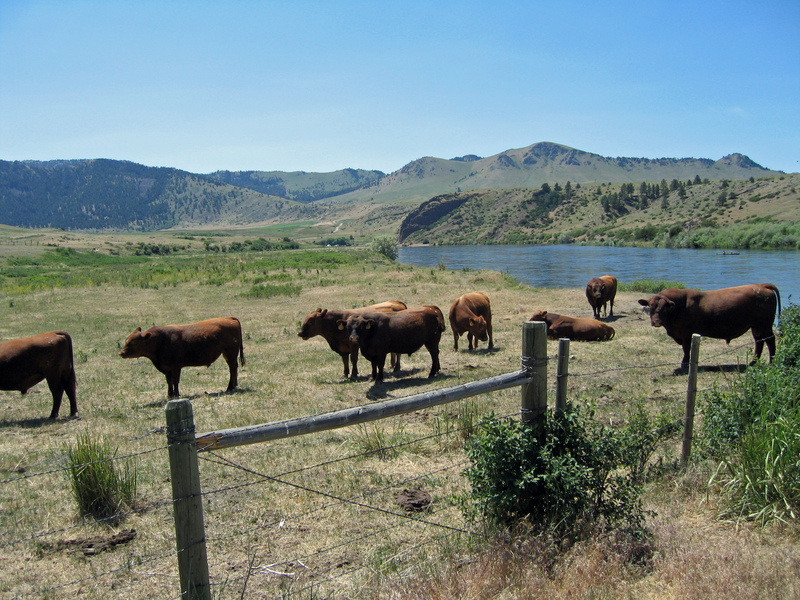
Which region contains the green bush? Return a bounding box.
[619,279,685,294]
[242,282,302,298]
[462,403,653,539]
[65,433,137,524]
[699,304,800,524]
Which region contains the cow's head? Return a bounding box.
[119,327,151,359]
[341,315,375,346]
[468,316,488,341]
[529,310,547,322]
[588,280,606,300]
[298,308,326,339]
[638,295,675,327]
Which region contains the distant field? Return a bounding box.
[0,238,796,599]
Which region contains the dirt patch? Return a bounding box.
[42,528,137,556]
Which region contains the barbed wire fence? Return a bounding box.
[0,327,769,598]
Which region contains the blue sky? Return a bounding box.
[1,1,798,174]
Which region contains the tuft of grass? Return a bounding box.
[64,433,137,524]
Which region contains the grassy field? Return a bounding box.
[0,235,797,599]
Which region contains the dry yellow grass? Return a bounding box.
[0,245,796,599]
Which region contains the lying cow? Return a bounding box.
[298,300,407,379]
[0,331,78,419]
[340,305,445,382]
[529,310,615,342]
[449,292,494,351]
[638,283,781,367]
[120,317,245,398]
[586,274,617,319]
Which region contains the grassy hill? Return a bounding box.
[0,143,793,245]
[396,172,800,249]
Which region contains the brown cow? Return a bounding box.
[340,306,445,382]
[529,310,615,342]
[638,284,781,367]
[449,292,494,351]
[298,301,406,379]
[0,331,78,419]
[586,275,617,319]
[120,317,245,398]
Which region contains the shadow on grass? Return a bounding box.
[672,363,748,376]
[0,413,79,429]
[365,370,456,401]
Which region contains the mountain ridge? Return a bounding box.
[0,142,785,231]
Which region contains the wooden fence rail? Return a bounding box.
[164,322,702,599]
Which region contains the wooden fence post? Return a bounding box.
[681,334,702,468]
[521,321,548,431]
[166,399,211,600]
[556,338,570,413]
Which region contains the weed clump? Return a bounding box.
[65,433,137,525]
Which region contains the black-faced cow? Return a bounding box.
[340,306,445,382]
[298,301,407,379]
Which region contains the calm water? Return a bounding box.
[398,245,800,304]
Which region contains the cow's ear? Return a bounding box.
[336,320,345,330]
[135,327,142,333]
[638,299,649,306]
[469,319,475,327]
[142,331,151,339]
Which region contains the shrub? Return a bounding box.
[462,403,651,540]
[65,433,137,524]
[699,304,800,524]
[371,236,398,261]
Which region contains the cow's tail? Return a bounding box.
[239,337,246,367]
[57,331,78,391]
[772,285,782,316]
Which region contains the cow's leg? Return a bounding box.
[426,343,441,377]
[372,354,387,382]
[340,353,351,379]
[750,328,775,364]
[467,333,475,351]
[487,323,494,350]
[608,299,614,317]
[681,342,692,368]
[167,369,181,398]
[62,368,78,417]
[45,377,64,420]
[392,353,401,373]
[224,351,239,391]
[452,331,459,351]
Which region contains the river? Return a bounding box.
[397,245,800,304]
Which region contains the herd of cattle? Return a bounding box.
[0,276,782,421]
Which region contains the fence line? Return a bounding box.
[3,320,762,598]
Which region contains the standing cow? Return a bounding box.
[638,283,781,367]
[340,306,445,382]
[530,310,615,341]
[120,317,245,398]
[449,292,494,351]
[0,331,78,419]
[298,300,407,379]
[586,275,617,319]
